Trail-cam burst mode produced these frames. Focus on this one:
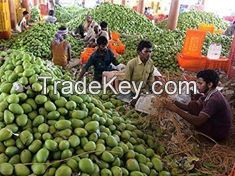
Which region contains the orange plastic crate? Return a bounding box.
[182,30,207,57]
[108,39,125,55]
[111,32,120,41]
[177,53,207,71]
[80,48,96,64]
[206,58,229,72]
[116,44,125,55]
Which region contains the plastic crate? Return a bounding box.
[111,32,120,41]
[80,48,96,65]
[177,53,207,71]
[182,29,207,57]
[206,58,229,72]
[198,23,215,33]
[108,39,125,55]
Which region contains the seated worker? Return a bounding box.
[16,11,30,33]
[163,69,232,141]
[224,21,235,36]
[78,36,119,83]
[124,40,156,103]
[51,26,71,68]
[86,25,109,47]
[74,15,97,39]
[100,21,111,40]
[45,10,57,24]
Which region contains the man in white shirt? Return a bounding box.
[86,25,109,47]
[16,11,30,33]
[74,15,97,39]
[45,10,57,24]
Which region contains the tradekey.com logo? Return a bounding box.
[38,76,197,99]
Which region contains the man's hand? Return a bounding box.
[162,99,178,112]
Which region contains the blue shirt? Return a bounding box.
[84,48,118,81]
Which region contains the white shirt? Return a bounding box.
[45,16,57,24]
[16,17,27,33]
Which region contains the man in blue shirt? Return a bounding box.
[78,36,119,83]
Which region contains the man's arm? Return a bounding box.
[110,50,119,66]
[174,101,189,112]
[146,65,154,90]
[124,62,133,82]
[78,55,94,80]
[78,67,87,80]
[175,107,209,126]
[67,43,71,62]
[50,42,53,59]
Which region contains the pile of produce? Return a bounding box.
[0,50,171,175]
[68,3,159,35]
[30,6,40,23]
[1,23,84,59]
[203,33,232,57]
[7,23,57,58]
[158,10,228,31]
[55,5,87,24]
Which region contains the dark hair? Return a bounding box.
[49,10,54,16]
[100,21,108,29]
[97,36,108,46]
[23,11,29,16]
[197,69,219,88]
[137,40,152,52]
[58,26,67,31]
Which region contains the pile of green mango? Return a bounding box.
[1,23,84,59]
[6,23,57,58]
[158,10,228,31]
[121,29,232,71]
[0,50,170,175]
[55,5,87,24]
[30,6,40,23]
[67,3,159,35]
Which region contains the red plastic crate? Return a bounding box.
[206,58,229,72]
[177,53,207,72]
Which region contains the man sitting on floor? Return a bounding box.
[163,69,232,141]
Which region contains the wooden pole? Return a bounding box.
[138,0,144,14]
[202,0,206,5]
[122,0,126,6]
[22,0,30,11]
[167,0,180,30]
[9,0,17,30]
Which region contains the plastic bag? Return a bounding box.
[170,86,191,104]
[12,82,24,93]
[207,43,222,60]
[153,67,162,77]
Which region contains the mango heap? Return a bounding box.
[3,23,84,59]
[67,3,160,35]
[0,50,170,175]
[158,10,228,31]
[67,3,231,71]
[55,5,87,24]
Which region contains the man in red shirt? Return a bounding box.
[164,69,232,141]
